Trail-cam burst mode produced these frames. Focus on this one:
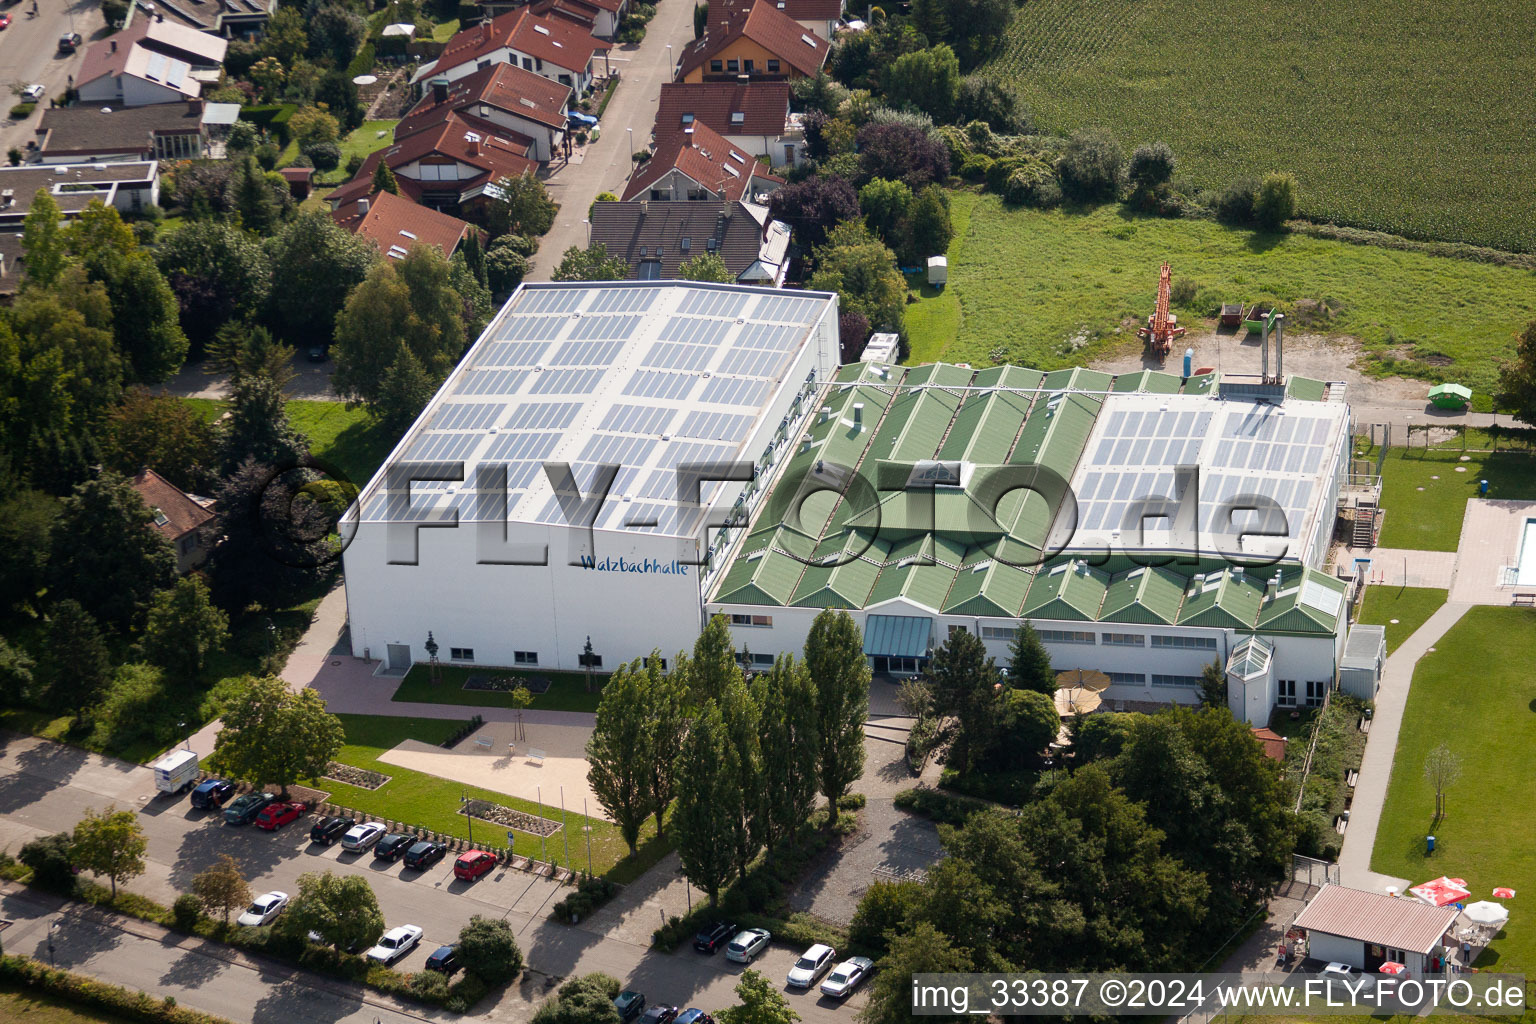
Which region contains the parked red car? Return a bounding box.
[453,849,497,881]
[255,801,308,831]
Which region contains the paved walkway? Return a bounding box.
[1449,499,1536,604]
[1340,546,1459,589]
[529,5,698,279]
[1337,601,1472,893]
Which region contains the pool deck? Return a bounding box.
[1449,499,1536,604]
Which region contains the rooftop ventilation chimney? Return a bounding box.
[431,78,449,104]
[1274,313,1285,380]
[852,402,864,425]
[357,197,370,214]
[819,405,830,422]
[110,40,118,52]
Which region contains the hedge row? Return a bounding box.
[0,955,237,1024]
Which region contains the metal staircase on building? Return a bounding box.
[1352,503,1378,548]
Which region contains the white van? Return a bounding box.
[152,749,200,796]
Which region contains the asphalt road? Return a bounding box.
[0,732,870,1023]
[0,0,100,157]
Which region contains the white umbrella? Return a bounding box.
[1463,901,1510,927]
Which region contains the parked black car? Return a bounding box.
[614,991,646,1022]
[403,840,447,870]
[424,945,459,975]
[58,32,82,53]
[309,816,354,845]
[190,778,234,810]
[373,833,414,861]
[692,920,738,955]
[221,792,276,826]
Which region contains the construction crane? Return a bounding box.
[1138,261,1186,360]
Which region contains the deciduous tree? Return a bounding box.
[287,870,384,952]
[803,609,868,811]
[72,807,147,897]
[883,45,960,123]
[586,661,657,856]
[332,249,463,410]
[767,175,859,251]
[752,655,820,852]
[676,251,731,282]
[1254,171,1298,230]
[487,172,557,237]
[1056,129,1124,202]
[457,914,524,984]
[191,854,251,925]
[808,221,905,335]
[552,243,629,281]
[856,121,950,190]
[718,674,762,877]
[103,389,219,493]
[719,970,800,1024]
[210,676,344,797]
[156,221,272,351]
[48,472,176,631]
[264,212,377,346]
[1424,742,1461,819]
[1498,320,1536,426]
[672,703,742,905]
[858,922,972,1024]
[21,188,66,289]
[144,577,230,681]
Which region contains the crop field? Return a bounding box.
[904,193,1536,390]
[986,0,1536,252]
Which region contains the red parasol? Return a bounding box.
[1448,878,1468,887]
[1379,962,1407,975]
[1410,876,1472,907]
[1492,887,1517,899]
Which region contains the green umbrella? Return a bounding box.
[1428,383,1472,410]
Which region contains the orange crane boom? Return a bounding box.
[1137,261,1187,359]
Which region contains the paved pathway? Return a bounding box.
[0,0,98,158]
[1337,601,1472,893]
[1341,547,1459,589]
[1449,499,1536,604]
[529,5,698,279]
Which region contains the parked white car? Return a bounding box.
[236,891,289,927]
[20,84,45,101]
[786,943,837,987]
[341,821,387,852]
[366,924,423,965]
[724,927,770,964]
[820,956,873,998]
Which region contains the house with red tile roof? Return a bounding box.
[765,0,843,40]
[77,17,227,107]
[589,199,791,285]
[404,64,571,163]
[129,468,214,574]
[676,0,829,83]
[332,190,480,260]
[326,111,538,215]
[655,82,804,167]
[622,119,783,203]
[411,10,609,96]
[480,0,628,38]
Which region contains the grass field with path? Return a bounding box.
[1356,586,1448,654]
[1370,607,1536,973]
[285,400,398,489]
[391,665,607,713]
[902,194,1536,390]
[986,0,1536,252]
[319,714,670,884]
[1367,446,1536,551]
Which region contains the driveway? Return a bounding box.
[0,730,868,1022]
[529,6,698,279]
[0,0,98,158]
[156,355,340,402]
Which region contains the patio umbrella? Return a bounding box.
[1493,887,1517,899]
[1448,877,1468,887]
[1054,686,1103,717]
[1428,383,1472,409]
[1463,901,1510,927]
[1410,877,1472,907]
[1379,962,1407,975]
[1055,668,1111,692]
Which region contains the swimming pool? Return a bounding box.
[1518,518,1536,586]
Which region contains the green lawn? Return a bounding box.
[986,0,1536,253]
[286,400,398,489]
[281,120,397,185]
[903,189,970,364]
[431,18,460,41]
[1356,586,1448,654]
[391,664,608,713]
[901,193,1536,390]
[319,714,670,882]
[0,982,138,1024]
[1370,607,1536,973]
[1370,446,1536,550]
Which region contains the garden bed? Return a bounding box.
[463,798,562,837]
[322,762,390,790]
[465,674,551,694]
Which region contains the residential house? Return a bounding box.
[479,0,629,38]
[332,190,480,260]
[35,101,212,163]
[589,199,791,284]
[411,10,609,96]
[129,468,215,574]
[123,0,279,39]
[655,81,802,167]
[622,119,782,202]
[676,0,829,83]
[326,111,538,216]
[0,162,160,229]
[77,17,227,107]
[768,0,842,41]
[403,65,571,164]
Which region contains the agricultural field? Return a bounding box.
[986,0,1536,252]
[904,193,1536,390]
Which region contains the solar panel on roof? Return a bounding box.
[495,315,568,343]
[678,289,748,318]
[570,314,641,341]
[583,287,657,313]
[145,52,167,81]
[506,401,582,430]
[677,410,755,440]
[659,317,732,346]
[622,370,697,401]
[530,367,605,395]
[515,288,584,314]
[404,431,483,461]
[598,403,676,435]
[550,338,626,365]
[700,376,768,406]
[480,339,552,365]
[454,368,529,396]
[717,346,787,378]
[643,341,714,371]
[482,430,562,462]
[428,402,501,430]
[577,433,659,466]
[165,60,188,88]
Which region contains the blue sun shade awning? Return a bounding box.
[863,615,932,658]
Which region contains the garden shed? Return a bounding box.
[1339,623,1386,699]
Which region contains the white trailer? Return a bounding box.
[152,749,200,796]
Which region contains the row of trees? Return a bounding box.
[586,611,870,904]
